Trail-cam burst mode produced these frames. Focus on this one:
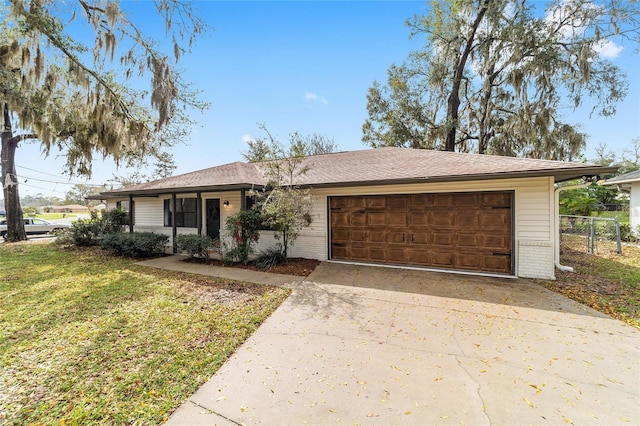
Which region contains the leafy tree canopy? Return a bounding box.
[363,0,639,161]
[1,0,207,241]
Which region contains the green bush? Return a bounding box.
[619,224,640,243]
[102,208,129,233]
[68,218,105,246]
[175,234,216,259]
[254,246,287,269]
[223,209,262,265]
[101,232,169,258]
[23,206,37,217]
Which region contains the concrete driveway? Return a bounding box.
[167,262,640,425]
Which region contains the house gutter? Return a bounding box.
[554,182,591,272]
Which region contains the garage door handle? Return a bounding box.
[492,252,511,256]
[402,233,405,242]
[411,233,414,242]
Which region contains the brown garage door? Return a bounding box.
[329,192,513,274]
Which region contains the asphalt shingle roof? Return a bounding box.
[605,170,640,184]
[100,147,616,196]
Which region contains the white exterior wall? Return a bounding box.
[132,192,243,242]
[124,176,556,279]
[631,182,640,235]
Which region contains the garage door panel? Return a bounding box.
[332,228,349,242]
[329,192,512,274]
[431,251,454,268]
[366,196,386,209]
[349,245,369,260]
[351,230,368,242]
[349,197,366,209]
[433,194,454,207]
[386,211,407,227]
[388,248,407,263]
[457,233,479,248]
[483,255,511,272]
[455,211,479,227]
[408,212,429,226]
[368,211,386,226]
[483,192,511,207]
[455,253,482,269]
[370,247,387,261]
[410,194,432,208]
[481,210,510,228]
[388,195,410,210]
[431,211,455,227]
[331,244,348,259]
[432,232,453,246]
[407,250,430,264]
[330,197,348,209]
[454,192,480,206]
[331,212,349,226]
[388,231,406,244]
[410,232,429,245]
[351,211,366,226]
[482,234,511,250]
[369,230,386,242]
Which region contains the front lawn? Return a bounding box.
[0,243,290,425]
[537,242,640,329]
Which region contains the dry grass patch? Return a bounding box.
[536,240,640,329]
[0,243,290,425]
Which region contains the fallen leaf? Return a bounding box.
[523,397,535,408]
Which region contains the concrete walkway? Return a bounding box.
[143,257,640,425]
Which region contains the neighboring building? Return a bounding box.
[42,204,90,213]
[92,147,616,279]
[606,170,640,235]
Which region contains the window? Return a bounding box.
[164,198,198,228]
[116,200,135,225]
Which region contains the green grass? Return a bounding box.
[35,213,78,220]
[594,210,629,224]
[0,243,290,425]
[538,240,640,329]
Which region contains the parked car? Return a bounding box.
[0,218,69,240]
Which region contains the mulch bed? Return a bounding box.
[183,257,320,277]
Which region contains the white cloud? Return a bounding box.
[594,40,624,59]
[304,91,328,105]
[241,134,253,143]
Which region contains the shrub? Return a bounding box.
[175,234,216,259]
[223,209,262,265]
[101,232,169,258]
[23,206,37,217]
[254,246,287,269]
[619,224,640,243]
[102,208,129,233]
[68,218,105,246]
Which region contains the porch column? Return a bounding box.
[171,193,177,253]
[128,194,134,233]
[197,192,202,236]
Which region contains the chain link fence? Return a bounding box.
[559,215,622,255]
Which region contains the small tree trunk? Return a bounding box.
[1,103,27,242]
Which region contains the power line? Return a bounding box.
[15,164,105,186]
[16,174,107,188]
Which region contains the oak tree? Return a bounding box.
[0,0,207,241]
[363,0,638,160]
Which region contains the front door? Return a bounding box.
[206,199,221,239]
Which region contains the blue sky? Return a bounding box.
[15,0,640,198]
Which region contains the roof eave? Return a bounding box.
[90,182,266,199]
[303,167,618,188]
